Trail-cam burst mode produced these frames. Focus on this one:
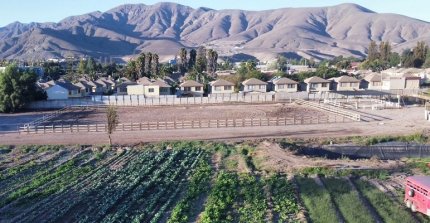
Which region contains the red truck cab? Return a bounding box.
[405,176,430,216]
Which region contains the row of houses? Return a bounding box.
[39,73,421,100]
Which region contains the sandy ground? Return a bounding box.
[51,104,327,124]
[0,106,426,146]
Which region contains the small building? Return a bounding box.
[210,79,235,94]
[116,81,137,95]
[242,78,267,93]
[330,75,360,91]
[127,77,171,97]
[363,73,384,90]
[153,79,172,95]
[44,80,82,100]
[271,77,298,93]
[304,76,330,92]
[73,81,93,96]
[179,80,204,97]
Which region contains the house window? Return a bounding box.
[148,88,154,93]
[278,84,285,89]
[248,85,253,90]
[310,83,318,88]
[160,88,168,92]
[195,87,202,91]
[215,86,222,91]
[224,86,232,90]
[340,83,347,87]
[287,84,295,88]
[184,87,191,91]
[351,83,357,87]
[259,85,265,89]
[321,83,328,87]
[69,91,72,95]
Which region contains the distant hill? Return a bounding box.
[1,2,430,62]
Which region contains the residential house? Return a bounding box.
[73,80,93,96]
[210,79,235,94]
[153,79,172,95]
[330,75,360,91]
[127,77,171,97]
[363,73,384,90]
[271,77,298,93]
[242,78,267,93]
[43,80,82,100]
[179,80,204,96]
[97,77,116,91]
[116,78,137,95]
[303,76,330,92]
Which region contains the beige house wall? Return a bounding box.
[181,86,204,96]
[336,82,359,91]
[274,84,298,92]
[211,85,235,94]
[307,83,330,92]
[405,79,420,89]
[243,84,267,93]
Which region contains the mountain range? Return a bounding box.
[1,2,430,62]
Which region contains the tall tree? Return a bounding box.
[401,49,415,68]
[151,53,160,77]
[86,57,97,74]
[379,41,392,62]
[367,41,379,61]
[145,52,153,77]
[188,49,197,70]
[124,60,138,81]
[78,58,87,74]
[206,49,218,77]
[0,65,46,113]
[196,47,207,73]
[135,53,146,77]
[424,51,430,68]
[106,106,118,146]
[179,48,188,73]
[413,41,428,68]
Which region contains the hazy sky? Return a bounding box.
[1,0,429,27]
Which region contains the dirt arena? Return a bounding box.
[11,103,328,127]
[0,104,428,145]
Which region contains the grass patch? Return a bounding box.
[353,179,416,223]
[298,167,390,180]
[322,178,374,223]
[296,177,339,223]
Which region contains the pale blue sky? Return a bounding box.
[1,0,429,27]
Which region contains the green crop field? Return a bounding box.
[0,142,425,223]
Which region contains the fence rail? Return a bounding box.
[23,106,72,128]
[295,99,361,121]
[19,115,350,134]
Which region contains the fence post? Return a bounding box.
[216,119,219,128]
[52,125,54,133]
[62,124,64,133]
[293,115,296,125]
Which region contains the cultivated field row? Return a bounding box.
[0,143,426,223]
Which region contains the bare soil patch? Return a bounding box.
[253,141,400,173]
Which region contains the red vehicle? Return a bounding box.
[405,176,430,216]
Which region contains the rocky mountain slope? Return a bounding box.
[1,2,430,62]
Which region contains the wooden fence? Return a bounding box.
[295,99,361,121]
[19,115,350,134]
